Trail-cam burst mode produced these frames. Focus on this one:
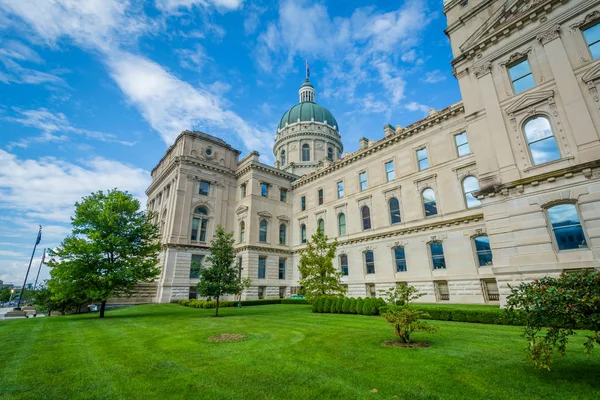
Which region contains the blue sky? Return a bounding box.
[0,0,460,285]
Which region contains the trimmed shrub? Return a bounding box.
[362,298,377,315]
[280,299,309,305]
[179,299,190,306]
[323,297,333,313]
[317,297,326,313]
[379,305,389,315]
[335,297,344,313]
[355,297,364,315]
[349,298,357,314]
[312,298,320,313]
[341,298,351,314]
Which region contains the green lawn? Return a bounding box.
[1,304,599,400]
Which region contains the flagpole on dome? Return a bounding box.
[306,59,310,80]
[14,225,42,311]
[33,248,46,291]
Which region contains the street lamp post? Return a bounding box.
[8,289,15,305]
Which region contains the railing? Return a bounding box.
[488,293,500,301]
[439,293,450,301]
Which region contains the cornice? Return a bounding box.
[291,103,465,189]
[235,160,299,181]
[474,159,600,198]
[273,129,344,153]
[234,245,294,255]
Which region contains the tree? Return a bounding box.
[505,269,600,370]
[297,230,344,301]
[197,225,238,317]
[381,284,437,344]
[0,287,12,302]
[47,190,161,318]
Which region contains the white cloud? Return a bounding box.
[422,69,446,84]
[256,0,432,112]
[5,108,135,149]
[106,51,274,159]
[404,101,430,114]
[176,44,211,71]
[0,149,151,223]
[155,0,244,13]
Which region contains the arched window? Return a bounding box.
[547,204,587,251]
[338,213,346,236]
[473,235,493,266]
[281,150,286,166]
[422,188,438,217]
[462,176,481,208]
[389,198,401,224]
[524,116,560,165]
[239,221,245,242]
[300,224,307,244]
[339,254,348,276]
[191,207,209,242]
[361,206,371,230]
[394,247,407,272]
[259,219,268,243]
[302,144,310,161]
[317,218,325,233]
[429,241,445,270]
[327,147,333,161]
[364,251,375,274]
[279,224,286,245]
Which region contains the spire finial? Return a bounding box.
[305,59,310,80]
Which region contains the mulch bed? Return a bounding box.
[383,340,431,348]
[208,334,247,342]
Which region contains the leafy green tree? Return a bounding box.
[297,230,343,301]
[48,190,161,318]
[196,225,238,317]
[506,269,600,370]
[381,284,437,344]
[0,287,13,302]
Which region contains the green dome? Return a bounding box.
[278,102,338,131]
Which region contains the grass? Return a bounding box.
[0,304,599,400]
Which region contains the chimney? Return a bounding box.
[395,125,404,134]
[429,108,437,116]
[384,124,395,137]
[359,137,369,149]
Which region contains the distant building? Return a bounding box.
[146,0,600,306]
[0,280,14,290]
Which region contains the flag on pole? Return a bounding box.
[35,228,42,245]
[306,59,310,79]
[41,250,46,264]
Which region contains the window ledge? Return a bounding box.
[523,156,575,174]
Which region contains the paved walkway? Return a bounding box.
[0,307,45,321]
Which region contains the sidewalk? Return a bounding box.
[0,307,44,321]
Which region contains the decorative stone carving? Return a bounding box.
[582,63,600,105]
[536,24,561,45]
[499,48,532,66]
[277,215,290,222]
[382,186,401,201]
[569,11,600,31]
[473,62,492,78]
[257,211,272,219]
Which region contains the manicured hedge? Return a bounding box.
[179,298,308,309]
[413,306,524,326]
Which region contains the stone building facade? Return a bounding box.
[146,0,600,305]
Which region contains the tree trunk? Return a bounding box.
[215,296,220,317]
[99,300,107,318]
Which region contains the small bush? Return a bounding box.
[323,297,333,313]
[379,305,389,315]
[342,298,351,314]
[349,298,357,314]
[179,299,190,306]
[335,297,344,313]
[312,298,320,313]
[317,297,326,313]
[280,299,309,305]
[362,298,377,315]
[355,297,364,315]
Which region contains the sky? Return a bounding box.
[0,0,461,286]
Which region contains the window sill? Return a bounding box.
[523,156,575,173]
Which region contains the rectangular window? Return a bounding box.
[337,181,344,199]
[278,258,286,280]
[394,247,407,272]
[199,181,210,196]
[436,281,450,301]
[189,286,197,300]
[237,257,243,279]
[417,147,429,170]
[241,183,247,198]
[508,60,535,94]
[280,188,287,202]
[365,251,375,274]
[258,256,266,279]
[318,189,323,205]
[258,286,265,299]
[199,219,208,242]
[584,22,600,60]
[340,254,348,276]
[301,196,306,211]
[261,183,269,197]
[454,132,470,156]
[191,217,199,240]
[430,242,446,270]
[190,255,203,278]
[385,161,395,181]
[359,171,368,191]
